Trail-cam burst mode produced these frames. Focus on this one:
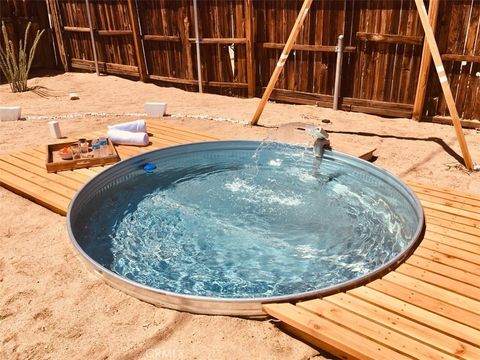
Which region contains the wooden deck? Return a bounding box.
[264,183,480,360]
[2,119,479,358]
[0,120,220,215]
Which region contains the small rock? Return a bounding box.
[69,93,80,100]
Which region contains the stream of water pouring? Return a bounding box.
[252,124,327,173]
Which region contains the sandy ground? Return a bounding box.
[1,72,480,359]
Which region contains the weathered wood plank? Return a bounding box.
[299,299,458,360]
[425,231,480,255]
[423,207,480,229]
[414,247,480,275]
[382,271,480,315]
[367,279,480,330]
[395,262,480,301]
[356,31,423,45]
[263,303,411,360]
[426,223,480,245]
[326,292,480,359]
[419,199,480,221]
[406,254,480,288]
[349,285,480,347]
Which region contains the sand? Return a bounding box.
[1,72,480,359]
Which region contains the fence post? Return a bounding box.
[333,35,344,111]
[192,0,203,93]
[244,0,255,97]
[412,0,439,121]
[47,0,69,71]
[126,0,147,82]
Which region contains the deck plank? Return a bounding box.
[367,279,480,330]
[0,159,77,198]
[325,293,480,359]
[348,286,480,347]
[420,199,480,221]
[298,300,458,360]
[1,155,83,191]
[421,239,480,265]
[409,183,480,207]
[395,263,480,301]
[0,165,71,214]
[426,216,480,237]
[382,271,480,315]
[424,207,480,228]
[263,303,411,360]
[414,247,480,274]
[10,151,91,183]
[406,255,480,288]
[424,233,480,256]
[408,181,480,202]
[426,223,480,245]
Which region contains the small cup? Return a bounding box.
[71,143,81,160]
[79,139,89,153]
[92,143,101,158]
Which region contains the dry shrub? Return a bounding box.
[0,21,44,93]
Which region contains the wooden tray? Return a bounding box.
[46,138,120,173]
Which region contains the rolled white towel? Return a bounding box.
[108,119,147,133]
[107,129,149,146]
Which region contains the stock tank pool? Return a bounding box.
[68,141,424,316]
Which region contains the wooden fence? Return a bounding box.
[423,0,480,125]
[2,0,480,124]
[0,0,57,69]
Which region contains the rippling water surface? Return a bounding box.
[76,142,419,298]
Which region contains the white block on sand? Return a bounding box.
[48,120,62,138]
[0,106,21,121]
[144,102,167,117]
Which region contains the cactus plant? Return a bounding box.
[0,21,44,93]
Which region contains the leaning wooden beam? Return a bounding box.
[250,0,313,126]
[413,0,439,121]
[84,0,99,76]
[414,0,474,171]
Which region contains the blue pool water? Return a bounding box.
[74,142,421,299]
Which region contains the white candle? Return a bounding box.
[48,121,62,138]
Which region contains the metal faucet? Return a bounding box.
[306,126,330,158]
